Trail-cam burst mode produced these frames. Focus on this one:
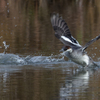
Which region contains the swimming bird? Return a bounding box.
[51,13,100,67]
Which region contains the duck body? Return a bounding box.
[64,48,93,67]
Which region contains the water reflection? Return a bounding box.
[60,69,91,100]
[0,65,100,100]
[0,65,63,100]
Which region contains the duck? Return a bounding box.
[51,13,100,67]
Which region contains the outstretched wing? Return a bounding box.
[51,13,81,49]
[82,35,100,51]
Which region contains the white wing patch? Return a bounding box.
[61,36,82,47]
[61,36,72,43]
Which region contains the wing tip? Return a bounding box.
[51,13,71,36]
[96,35,100,40]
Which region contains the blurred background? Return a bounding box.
[0,0,100,100]
[0,0,100,59]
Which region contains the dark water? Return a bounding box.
[0,0,100,100]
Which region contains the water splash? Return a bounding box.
[3,41,9,49]
[3,41,9,54]
[0,53,65,65]
[0,53,25,65]
[0,53,99,67]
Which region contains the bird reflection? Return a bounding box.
[60,68,97,100]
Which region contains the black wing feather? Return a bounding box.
[82,35,100,51]
[51,14,80,44]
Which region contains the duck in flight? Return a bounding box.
[51,13,100,67]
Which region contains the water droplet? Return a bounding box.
[7,10,9,13]
[15,25,17,27]
[94,53,96,55]
[3,41,9,50]
[7,3,9,5]
[0,36,2,39]
[95,47,97,49]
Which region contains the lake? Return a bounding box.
[0,0,100,100]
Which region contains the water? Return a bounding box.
[0,0,100,100]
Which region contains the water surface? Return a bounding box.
[0,0,100,100]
